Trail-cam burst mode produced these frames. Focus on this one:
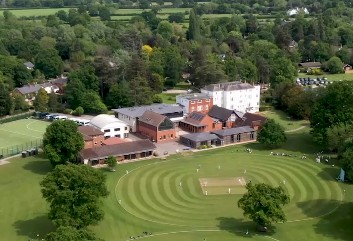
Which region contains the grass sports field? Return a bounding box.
[1,138,353,241]
[0,119,49,157]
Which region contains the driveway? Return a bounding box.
[154,141,190,156]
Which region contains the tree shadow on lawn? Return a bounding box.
[317,165,341,182]
[13,214,55,239]
[296,200,353,241]
[216,217,276,238]
[22,154,52,175]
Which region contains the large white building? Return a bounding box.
[201,82,260,113]
[89,114,129,138]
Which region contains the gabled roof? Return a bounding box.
[202,81,254,92]
[181,112,208,126]
[15,84,42,94]
[299,62,322,68]
[49,76,68,85]
[235,113,267,127]
[180,132,220,142]
[208,105,239,122]
[80,139,156,160]
[80,140,156,160]
[23,61,34,68]
[113,104,184,118]
[78,126,104,137]
[138,110,167,127]
[211,126,255,137]
[102,137,128,145]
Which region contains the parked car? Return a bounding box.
[54,115,68,120]
[79,119,90,126]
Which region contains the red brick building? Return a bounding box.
[137,110,176,143]
[78,126,105,149]
[176,93,213,114]
[179,112,223,133]
[207,105,242,129]
[234,112,267,130]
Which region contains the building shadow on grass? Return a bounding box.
[13,214,54,239]
[216,217,276,238]
[296,200,353,241]
[22,154,52,175]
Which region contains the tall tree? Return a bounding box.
[326,56,343,74]
[81,91,107,114]
[129,76,153,105]
[33,88,49,112]
[65,78,86,109]
[48,92,60,112]
[35,48,63,78]
[69,65,99,93]
[43,120,84,166]
[46,226,102,241]
[188,9,200,40]
[41,164,109,228]
[238,182,290,229]
[0,83,12,116]
[257,119,286,147]
[106,82,132,108]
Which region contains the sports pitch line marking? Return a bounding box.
[124,229,281,241]
[26,120,46,133]
[0,127,42,139]
[115,153,344,227]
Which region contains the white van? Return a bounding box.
[54,115,68,120]
[79,119,90,126]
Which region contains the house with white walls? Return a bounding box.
[201,82,260,113]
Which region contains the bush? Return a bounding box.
[63,109,73,114]
[152,95,163,103]
[72,106,84,116]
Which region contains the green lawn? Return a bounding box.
[157,93,178,104]
[298,73,353,81]
[1,136,352,241]
[0,119,49,157]
[0,8,69,17]
[260,109,309,132]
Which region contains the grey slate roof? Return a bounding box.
[80,139,156,160]
[177,93,211,100]
[15,82,58,95]
[23,61,34,68]
[211,126,255,137]
[202,81,254,91]
[138,110,167,127]
[113,104,184,118]
[208,105,239,122]
[180,132,219,142]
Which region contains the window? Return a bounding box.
[212,123,216,129]
[205,99,210,102]
[198,100,202,103]
[237,134,241,142]
[191,107,195,111]
[104,129,110,133]
[250,132,255,140]
[163,135,166,139]
[115,134,121,137]
[94,142,97,145]
[171,134,173,138]
[191,101,195,104]
[124,133,128,138]
[114,128,120,131]
[205,105,208,110]
[197,106,202,111]
[125,127,128,130]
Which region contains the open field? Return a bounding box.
[0,8,69,17]
[0,119,49,157]
[1,123,353,241]
[298,73,353,81]
[260,109,309,132]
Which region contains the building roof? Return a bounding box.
[180,112,208,127]
[177,93,211,100]
[208,105,238,122]
[299,62,322,68]
[113,104,184,118]
[211,126,255,137]
[181,132,220,142]
[80,139,156,160]
[49,76,68,86]
[90,114,127,129]
[138,110,166,127]
[24,61,34,68]
[202,81,255,92]
[235,113,267,127]
[102,137,129,145]
[78,126,104,138]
